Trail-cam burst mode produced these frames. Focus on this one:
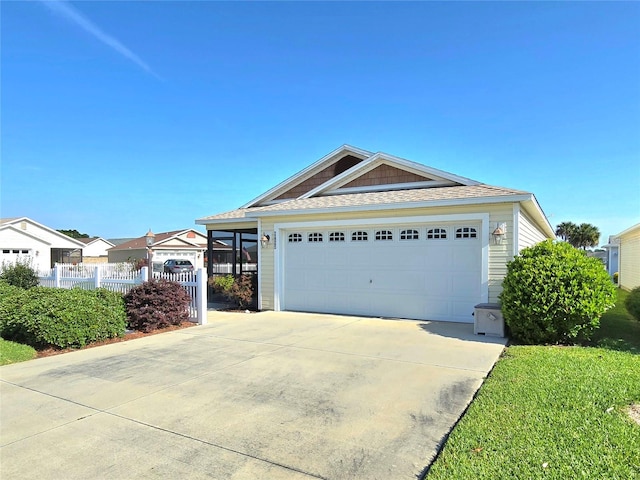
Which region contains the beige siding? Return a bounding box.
[619,226,640,291]
[108,249,145,263]
[259,203,516,310]
[259,241,275,310]
[518,209,548,252]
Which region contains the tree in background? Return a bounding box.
[57,229,90,239]
[555,222,577,242]
[555,222,600,249]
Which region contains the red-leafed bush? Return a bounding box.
[124,279,191,332]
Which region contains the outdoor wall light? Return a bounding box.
[492,223,506,245]
[261,233,271,248]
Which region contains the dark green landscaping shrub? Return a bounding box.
[0,260,39,289]
[625,286,640,322]
[0,286,126,349]
[0,282,29,336]
[499,240,616,344]
[209,274,254,309]
[124,279,191,332]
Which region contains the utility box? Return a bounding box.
[474,303,505,337]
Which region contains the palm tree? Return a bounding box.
[570,223,600,250]
[555,222,577,242]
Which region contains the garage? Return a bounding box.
[279,219,485,323]
[198,145,555,319]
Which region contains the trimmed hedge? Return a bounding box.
[124,279,191,332]
[499,240,616,344]
[0,284,126,349]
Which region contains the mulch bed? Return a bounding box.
[36,321,197,358]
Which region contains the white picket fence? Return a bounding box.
[211,263,257,274]
[38,263,208,324]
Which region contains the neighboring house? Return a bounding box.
[602,235,620,277]
[107,229,229,272]
[0,217,85,271]
[615,223,640,291]
[77,237,115,264]
[196,145,555,323]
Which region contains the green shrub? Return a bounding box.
[0,259,39,289]
[209,274,235,294]
[499,240,616,344]
[124,279,191,332]
[625,286,640,322]
[0,282,29,337]
[0,286,126,349]
[209,274,254,309]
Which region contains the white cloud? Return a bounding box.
[40,0,160,78]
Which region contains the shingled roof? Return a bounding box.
[197,184,530,223]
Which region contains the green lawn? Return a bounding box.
[426,289,640,479]
[0,338,37,365]
[593,289,640,353]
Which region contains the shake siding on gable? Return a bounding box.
[258,202,515,310]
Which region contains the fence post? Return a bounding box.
[196,268,207,325]
[94,266,101,289]
[141,266,149,282]
[54,264,61,288]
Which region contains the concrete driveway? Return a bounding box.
[0,311,506,480]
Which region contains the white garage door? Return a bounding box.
[281,222,483,323]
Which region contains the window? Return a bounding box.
[375,230,393,241]
[2,250,9,254]
[400,229,419,240]
[308,232,323,243]
[329,232,345,242]
[427,228,447,239]
[351,231,368,242]
[288,233,302,243]
[455,227,477,239]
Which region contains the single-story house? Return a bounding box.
[196,145,555,323]
[107,229,229,272]
[0,217,85,271]
[614,223,640,291]
[77,237,115,264]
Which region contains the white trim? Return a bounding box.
[614,222,640,238]
[321,180,455,196]
[0,217,86,248]
[520,196,555,239]
[512,203,520,257]
[257,219,263,311]
[300,153,476,199]
[241,145,373,208]
[253,194,534,218]
[0,224,53,246]
[273,213,490,313]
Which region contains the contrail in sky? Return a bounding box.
[40,0,160,78]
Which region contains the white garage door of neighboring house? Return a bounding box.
[152,251,198,270]
[280,221,484,323]
[1,249,33,267]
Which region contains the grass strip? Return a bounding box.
[427,288,640,479]
[0,338,37,365]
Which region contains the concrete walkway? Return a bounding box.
[1,311,506,480]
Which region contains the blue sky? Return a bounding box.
[2,1,639,244]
